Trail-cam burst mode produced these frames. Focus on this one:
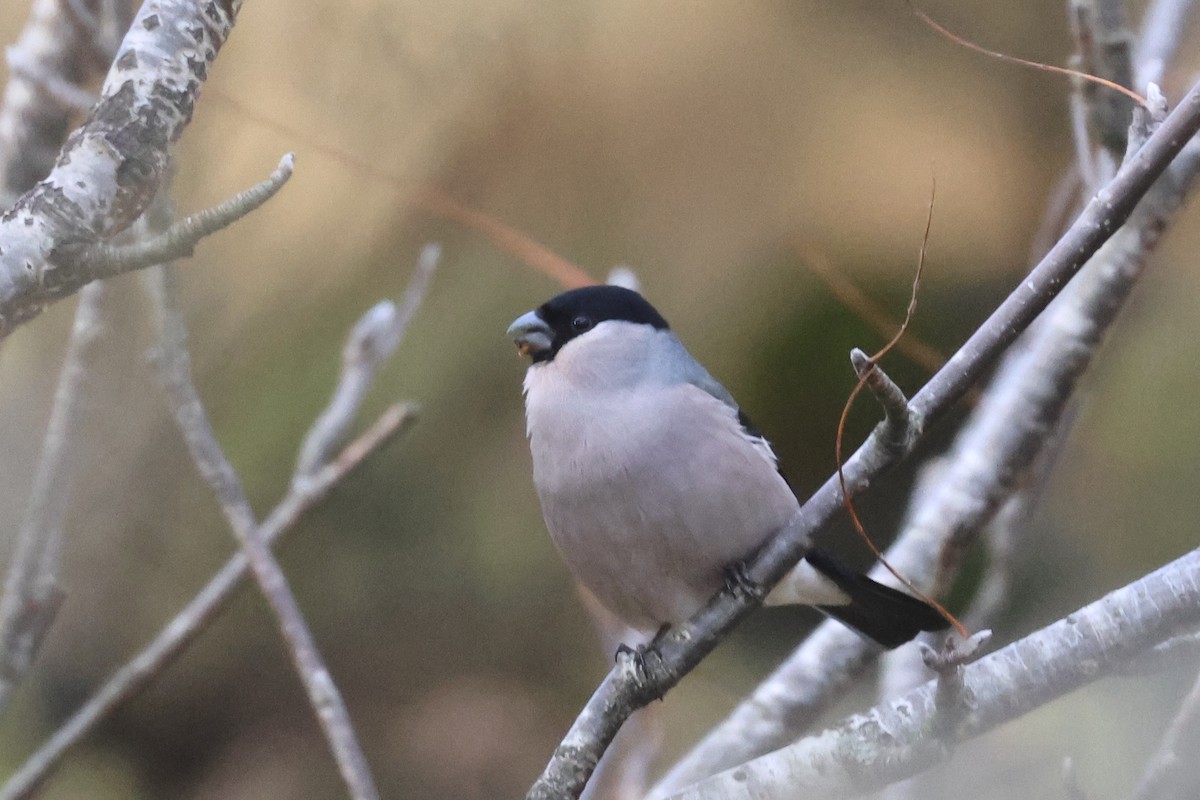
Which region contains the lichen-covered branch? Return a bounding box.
[0,0,243,337]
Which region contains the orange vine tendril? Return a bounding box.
[833,173,969,639]
[907,1,1147,108]
[207,91,597,289]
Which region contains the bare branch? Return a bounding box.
[533,77,1200,800]
[0,402,414,800]
[295,243,439,480]
[144,266,381,800]
[0,0,120,721]
[0,0,243,337]
[0,282,112,715]
[666,546,1200,800]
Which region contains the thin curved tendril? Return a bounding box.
[908,1,1147,108]
[834,173,969,639]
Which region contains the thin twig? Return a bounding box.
[144,266,381,800]
[62,154,296,281]
[849,348,913,445]
[295,243,439,479]
[533,77,1200,800]
[877,631,994,800]
[0,282,112,715]
[908,0,1146,107]
[0,403,415,800]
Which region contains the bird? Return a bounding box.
[507,284,949,649]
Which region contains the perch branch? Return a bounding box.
[667,545,1200,800]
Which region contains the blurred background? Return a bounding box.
[1,0,1199,797]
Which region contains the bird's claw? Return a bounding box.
[724,560,765,602]
[615,639,669,700]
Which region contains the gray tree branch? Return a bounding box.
[667,545,1200,800]
[295,243,439,480]
[145,264,381,800]
[0,282,112,716]
[0,402,415,800]
[0,0,122,723]
[0,244,431,800]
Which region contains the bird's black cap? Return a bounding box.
[529,285,669,362]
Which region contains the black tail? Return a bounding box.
[805,548,951,649]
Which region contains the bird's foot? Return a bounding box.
[615,636,670,700]
[724,560,765,602]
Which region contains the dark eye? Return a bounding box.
[571,315,594,333]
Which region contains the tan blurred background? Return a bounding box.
[1,0,1199,797]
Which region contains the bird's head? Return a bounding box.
[507,285,670,365]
